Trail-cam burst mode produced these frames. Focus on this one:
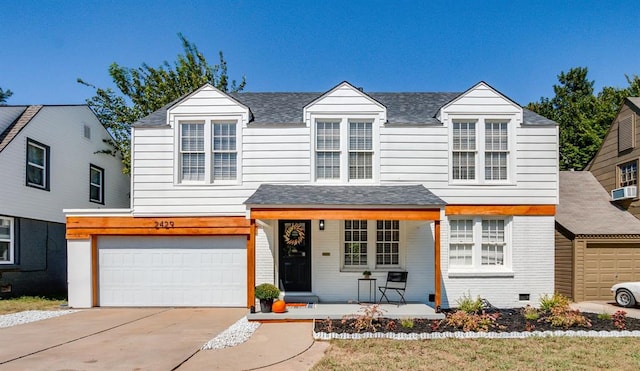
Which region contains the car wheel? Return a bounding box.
[616,288,636,308]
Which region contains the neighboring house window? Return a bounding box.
[449,217,509,270]
[349,121,373,180]
[26,138,50,190]
[452,121,476,180]
[344,220,368,267]
[619,160,638,187]
[89,165,104,204]
[376,220,399,266]
[0,217,14,264]
[212,123,237,180]
[316,121,341,179]
[179,122,205,181]
[485,122,508,180]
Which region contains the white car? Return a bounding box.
[611,282,640,307]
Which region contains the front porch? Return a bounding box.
[247,302,444,322]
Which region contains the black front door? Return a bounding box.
[279,220,312,292]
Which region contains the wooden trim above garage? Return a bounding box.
[249,208,441,221]
[66,216,252,239]
[445,205,556,216]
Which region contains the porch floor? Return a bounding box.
[247,302,444,322]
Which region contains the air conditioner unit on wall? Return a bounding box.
[611,185,638,201]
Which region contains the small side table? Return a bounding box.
[358,278,377,303]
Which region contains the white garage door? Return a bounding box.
[98,236,246,307]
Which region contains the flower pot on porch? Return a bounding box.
[260,298,274,313]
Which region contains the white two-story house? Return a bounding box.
[65,81,558,310]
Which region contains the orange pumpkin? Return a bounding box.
[272,299,287,313]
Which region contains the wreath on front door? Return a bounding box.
[283,223,305,247]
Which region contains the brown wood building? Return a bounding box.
[587,97,640,218]
[555,171,640,301]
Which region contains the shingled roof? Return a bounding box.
[0,105,43,153]
[245,184,445,207]
[133,85,555,127]
[556,171,640,237]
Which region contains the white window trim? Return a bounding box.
[447,216,512,275]
[448,115,516,185]
[311,115,380,183]
[173,116,242,186]
[0,217,15,265]
[340,219,405,272]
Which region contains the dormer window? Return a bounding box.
[177,120,239,184]
[314,118,376,182]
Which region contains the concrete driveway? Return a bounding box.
[0,307,247,370]
[571,300,640,318]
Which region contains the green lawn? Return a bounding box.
[312,337,640,370]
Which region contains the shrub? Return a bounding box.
[597,312,612,321]
[613,310,627,330]
[456,293,484,313]
[385,320,397,331]
[400,317,414,329]
[522,305,540,321]
[445,310,504,332]
[341,304,386,333]
[255,283,280,300]
[539,293,569,312]
[545,305,591,329]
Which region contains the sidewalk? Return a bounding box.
[180,322,328,370]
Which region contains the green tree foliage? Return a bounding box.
[0,87,13,104]
[79,33,246,173]
[527,67,640,170]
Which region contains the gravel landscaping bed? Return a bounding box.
[201,316,261,350]
[0,310,79,328]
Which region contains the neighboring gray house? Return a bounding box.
[0,105,130,297]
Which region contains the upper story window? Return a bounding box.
[618,115,635,153]
[619,160,638,187]
[449,217,510,271]
[349,121,373,180]
[316,121,341,179]
[0,217,14,264]
[26,138,50,190]
[314,118,376,182]
[89,164,104,204]
[178,120,239,184]
[451,119,512,183]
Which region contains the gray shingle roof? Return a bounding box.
[556,171,640,236]
[244,184,445,207]
[626,97,640,111]
[0,106,27,136]
[133,85,556,127]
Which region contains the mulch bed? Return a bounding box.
[314,308,640,334]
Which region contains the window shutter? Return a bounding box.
[618,115,635,152]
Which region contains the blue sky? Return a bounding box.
[2,1,639,106]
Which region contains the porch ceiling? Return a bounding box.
[245,184,444,221]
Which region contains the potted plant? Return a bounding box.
[255,283,280,313]
[362,270,372,279]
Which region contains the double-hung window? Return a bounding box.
[485,122,509,180]
[452,121,476,180]
[26,139,50,190]
[451,118,512,183]
[314,119,375,182]
[0,217,14,264]
[212,123,237,180]
[178,120,238,183]
[89,165,104,204]
[344,220,368,267]
[180,122,205,181]
[316,121,341,179]
[349,121,373,180]
[343,220,402,270]
[449,217,509,271]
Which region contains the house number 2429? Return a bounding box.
[154,220,175,229]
